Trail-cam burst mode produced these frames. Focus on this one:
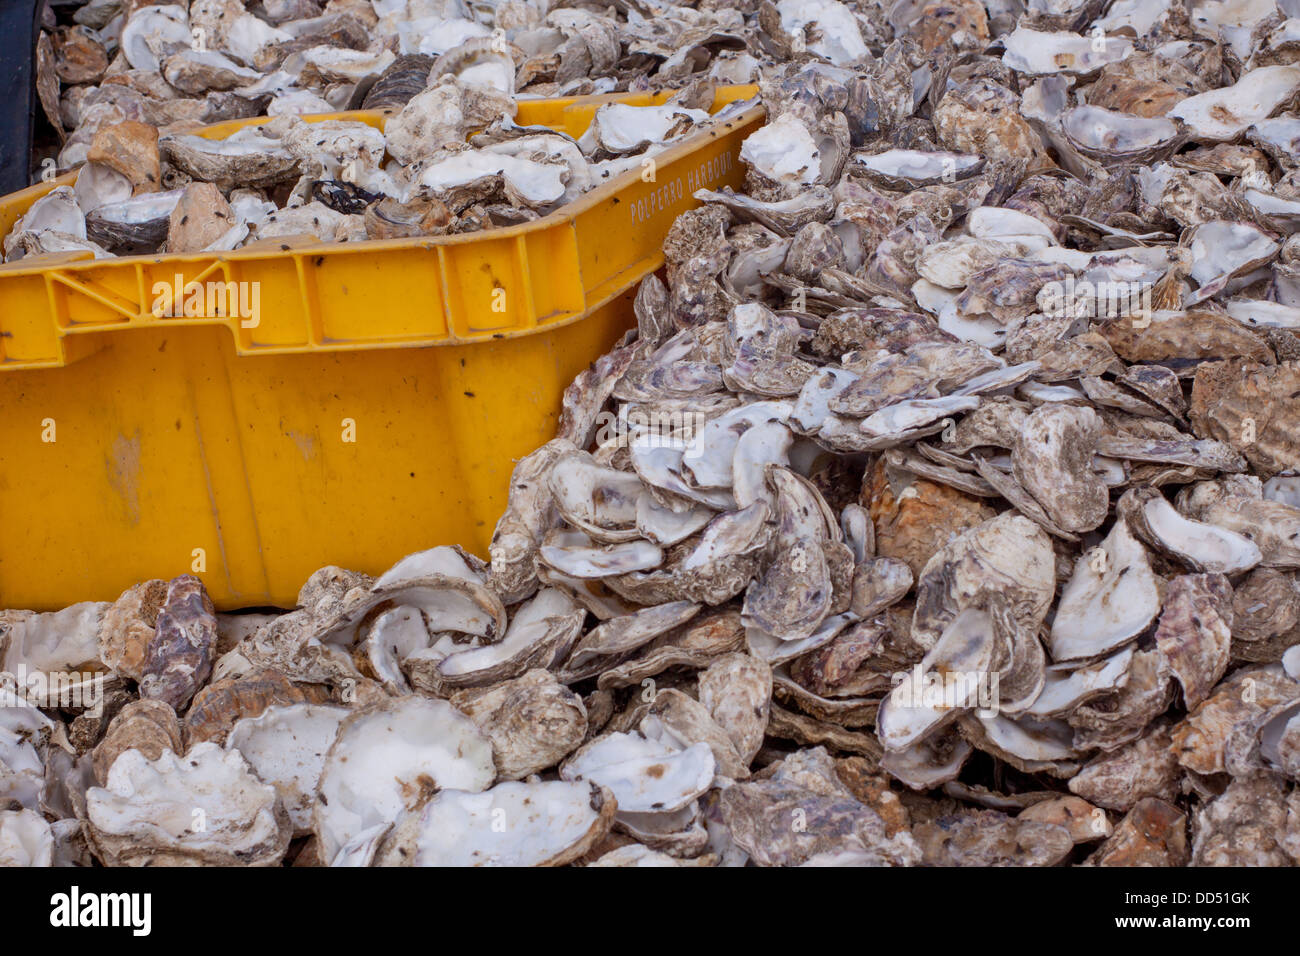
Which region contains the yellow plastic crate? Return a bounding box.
[0,87,762,610]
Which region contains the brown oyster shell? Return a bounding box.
[719,778,921,867]
[1068,721,1181,812]
[91,699,183,787]
[1154,573,1234,710]
[864,462,997,580]
[1097,312,1274,372]
[86,120,161,195]
[1191,774,1299,867]
[1085,798,1189,866]
[167,181,237,254]
[1189,360,1300,478]
[1170,665,1300,775]
[1012,403,1109,534]
[139,574,218,711]
[697,652,772,764]
[913,810,1074,866]
[184,668,331,747]
[451,669,588,781]
[98,579,168,682]
[1018,795,1112,843]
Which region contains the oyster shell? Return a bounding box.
[1012,404,1109,533]
[92,700,183,787]
[452,670,587,781]
[161,128,298,191]
[313,697,495,865]
[0,810,54,867]
[1086,798,1188,866]
[560,732,715,814]
[1060,106,1180,163]
[377,780,616,867]
[1120,486,1261,573]
[1049,518,1162,662]
[86,743,291,867]
[1171,65,1300,142]
[1001,27,1134,76]
[911,512,1057,651]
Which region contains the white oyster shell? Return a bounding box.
[0,809,54,867]
[1001,28,1134,75]
[776,0,870,65]
[740,113,821,186]
[226,703,349,836]
[313,697,495,865]
[1050,519,1161,663]
[1171,66,1300,142]
[561,732,716,813]
[378,780,615,866]
[85,743,290,866]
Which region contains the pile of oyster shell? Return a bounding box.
[7,0,1300,866]
[12,0,778,261]
[39,0,763,152]
[4,90,728,260]
[11,2,750,263]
